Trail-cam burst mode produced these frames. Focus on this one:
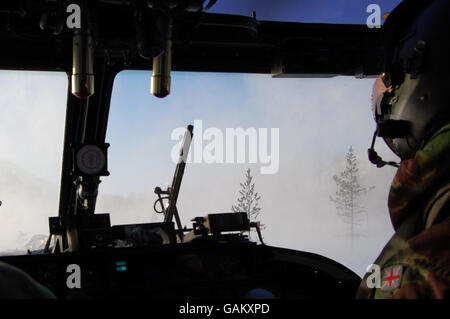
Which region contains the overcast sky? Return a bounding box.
[0,70,399,276]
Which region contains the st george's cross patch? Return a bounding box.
[381,265,403,291]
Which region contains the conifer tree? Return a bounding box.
[232,168,263,240]
[330,146,373,246]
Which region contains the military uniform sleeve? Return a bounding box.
[389,268,449,298]
[371,262,450,299]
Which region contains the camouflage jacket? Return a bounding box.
[356,124,450,299]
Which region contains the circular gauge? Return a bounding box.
[76,145,106,175]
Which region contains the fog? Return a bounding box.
[0,70,397,276]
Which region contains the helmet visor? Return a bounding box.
[371,75,401,158]
[371,75,392,122]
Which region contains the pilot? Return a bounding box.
[357,0,449,298]
[0,261,56,299]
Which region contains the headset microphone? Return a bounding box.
[368,129,400,168]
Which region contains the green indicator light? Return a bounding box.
[115,261,127,271]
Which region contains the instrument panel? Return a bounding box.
[0,241,361,299]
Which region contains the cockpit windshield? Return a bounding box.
[92,70,398,276]
[0,71,67,255]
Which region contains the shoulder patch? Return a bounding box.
[381,265,403,291]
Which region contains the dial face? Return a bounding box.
[76,145,106,175]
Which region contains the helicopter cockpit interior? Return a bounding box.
[0,0,402,299]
